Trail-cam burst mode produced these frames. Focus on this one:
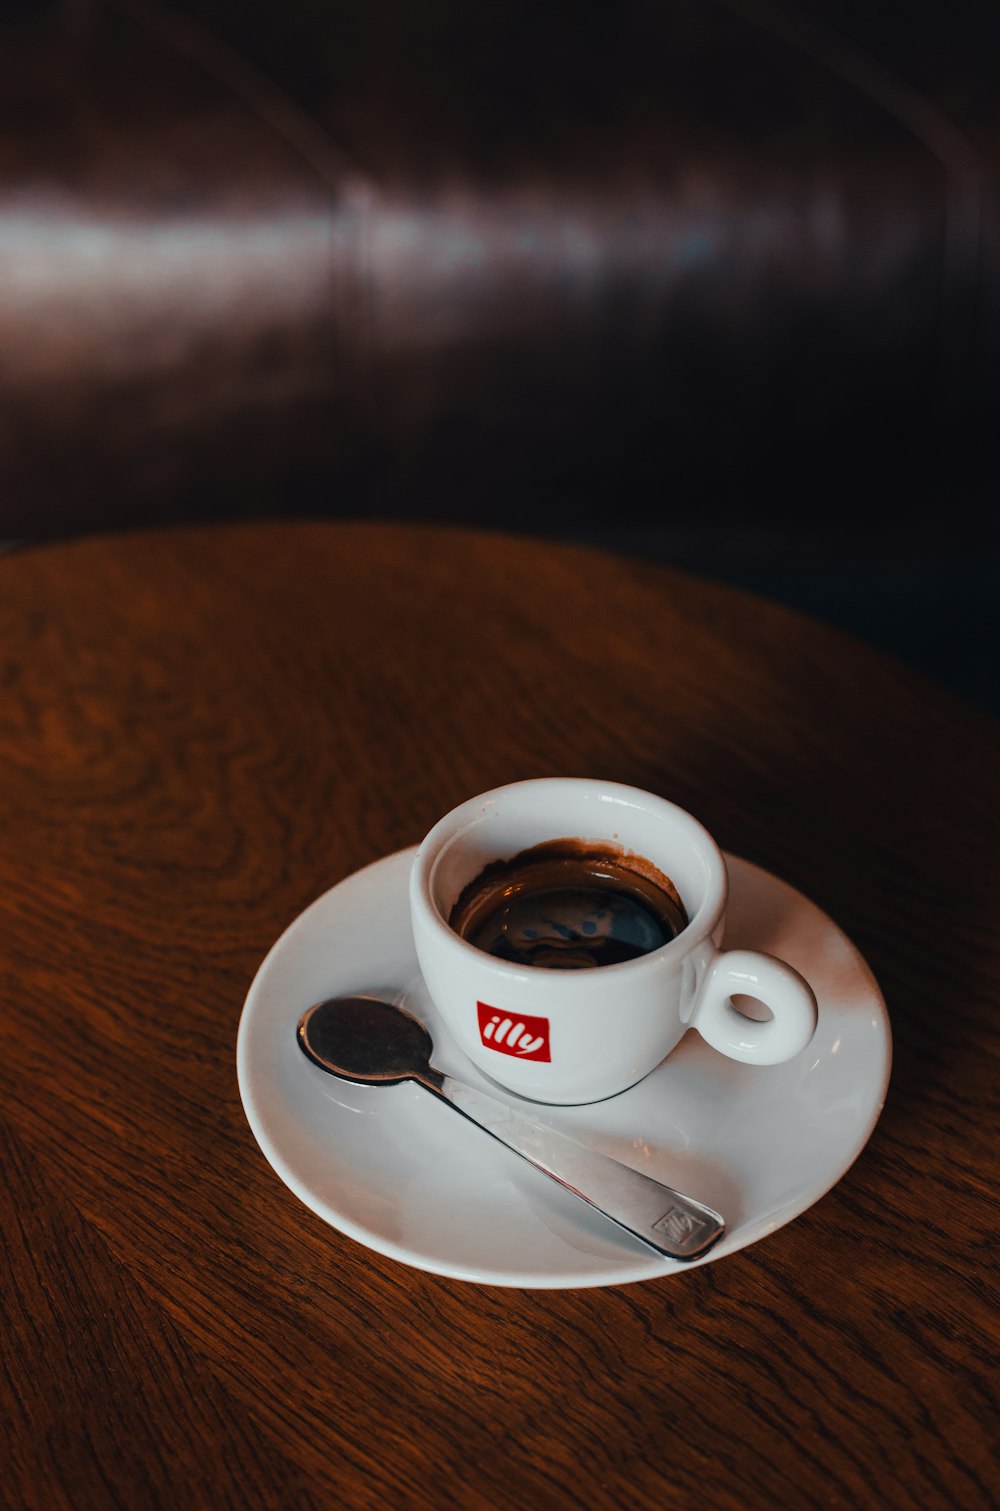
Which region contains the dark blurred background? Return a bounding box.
[1,0,997,708]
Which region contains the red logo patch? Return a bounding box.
[477,1003,551,1062]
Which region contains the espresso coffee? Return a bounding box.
[448,840,688,970]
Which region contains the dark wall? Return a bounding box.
[1,0,997,566]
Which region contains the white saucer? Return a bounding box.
[237,849,891,1288]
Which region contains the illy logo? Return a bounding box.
[477,1003,551,1061]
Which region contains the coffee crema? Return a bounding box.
[448,839,688,970]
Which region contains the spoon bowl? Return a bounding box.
[298,996,433,1085]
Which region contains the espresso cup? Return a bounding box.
[409,778,818,1104]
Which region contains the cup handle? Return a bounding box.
[690,949,818,1066]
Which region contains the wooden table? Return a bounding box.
[2,522,997,1510]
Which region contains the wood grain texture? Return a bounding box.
[0,522,997,1511]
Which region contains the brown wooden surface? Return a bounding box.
[1,521,997,1511]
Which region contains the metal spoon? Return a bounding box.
[297,996,725,1263]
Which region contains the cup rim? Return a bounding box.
[411,777,728,979]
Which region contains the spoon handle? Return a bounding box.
[422,1071,725,1262]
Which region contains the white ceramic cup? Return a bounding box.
[410,778,818,1104]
